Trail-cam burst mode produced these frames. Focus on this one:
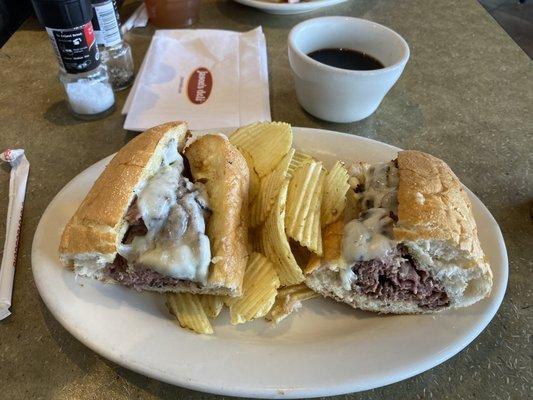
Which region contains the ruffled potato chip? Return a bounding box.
[250,148,294,228]
[285,161,325,255]
[321,161,350,227]
[287,151,314,178]
[166,293,213,335]
[266,283,319,324]
[259,181,305,285]
[200,295,224,319]
[230,252,281,324]
[230,122,292,178]
[239,147,260,203]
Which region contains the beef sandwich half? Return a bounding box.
[59,122,249,297]
[306,150,493,313]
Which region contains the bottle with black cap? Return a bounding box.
[91,0,134,90]
[31,0,115,120]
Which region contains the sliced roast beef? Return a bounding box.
[122,199,148,244]
[351,245,449,309]
[125,200,142,224]
[122,222,148,244]
[107,255,184,289]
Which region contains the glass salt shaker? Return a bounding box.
[91,0,134,91]
[60,66,115,118]
[31,0,115,120]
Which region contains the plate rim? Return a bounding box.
[31,127,508,398]
[232,0,349,14]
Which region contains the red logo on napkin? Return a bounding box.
[187,67,213,105]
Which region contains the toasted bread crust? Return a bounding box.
[59,122,188,262]
[394,150,484,261]
[307,150,492,313]
[305,219,344,275]
[185,135,250,296]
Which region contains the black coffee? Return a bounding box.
[307,48,384,71]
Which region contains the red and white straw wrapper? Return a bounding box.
[0,149,29,320]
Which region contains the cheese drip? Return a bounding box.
[118,141,211,284]
[340,162,399,289]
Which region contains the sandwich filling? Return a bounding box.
[107,140,212,289]
[340,161,449,309]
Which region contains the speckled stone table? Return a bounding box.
[0,0,531,399]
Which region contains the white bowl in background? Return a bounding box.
[288,16,410,123]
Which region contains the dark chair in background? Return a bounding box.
[0,0,32,47]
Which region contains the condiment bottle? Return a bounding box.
[91,0,134,90]
[145,0,201,28]
[31,0,115,120]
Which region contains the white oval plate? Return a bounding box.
[232,0,349,15]
[32,128,507,399]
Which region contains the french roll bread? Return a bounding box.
[306,150,492,313]
[59,122,249,297]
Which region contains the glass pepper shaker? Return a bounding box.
[31,0,115,120]
[91,0,134,91]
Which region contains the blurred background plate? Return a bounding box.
[232,0,350,15]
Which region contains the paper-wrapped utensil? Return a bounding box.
[0,149,29,320]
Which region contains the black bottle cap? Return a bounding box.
[31,0,93,29]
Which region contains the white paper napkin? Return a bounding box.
[123,27,270,131]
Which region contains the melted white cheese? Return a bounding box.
[342,208,395,263]
[137,163,183,231]
[162,140,180,166]
[340,263,356,291]
[360,162,398,212]
[340,162,399,288]
[118,144,211,284]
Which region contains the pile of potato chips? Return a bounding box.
[167,122,350,334]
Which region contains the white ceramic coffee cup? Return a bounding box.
[288,16,410,123]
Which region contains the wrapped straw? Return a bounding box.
[0,149,29,320]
